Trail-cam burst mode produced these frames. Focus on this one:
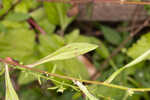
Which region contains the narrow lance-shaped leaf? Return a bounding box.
[5,64,19,100]
[27,43,97,67]
[74,81,99,100]
[105,49,150,83]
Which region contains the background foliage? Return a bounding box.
[1,0,150,100]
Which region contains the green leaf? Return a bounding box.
[44,2,73,31]
[5,12,30,21]
[5,64,19,100]
[44,2,59,25]
[0,0,13,16]
[27,43,97,67]
[38,34,90,79]
[0,28,35,62]
[0,23,7,33]
[2,20,29,29]
[18,34,90,85]
[54,58,90,79]
[30,8,45,21]
[127,33,150,59]
[65,29,80,43]
[14,0,39,13]
[100,25,122,45]
[18,72,36,85]
[65,30,117,70]
[38,34,65,56]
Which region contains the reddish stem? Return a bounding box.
[38,0,150,5]
[27,18,46,35]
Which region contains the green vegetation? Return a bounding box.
[1,0,150,100]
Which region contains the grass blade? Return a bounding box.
[5,64,19,100]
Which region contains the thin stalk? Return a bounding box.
[11,63,79,91]
[39,0,150,5]
[105,49,150,83]
[127,77,150,100]
[1,58,150,92]
[122,90,130,100]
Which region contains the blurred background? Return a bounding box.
[1,0,150,100]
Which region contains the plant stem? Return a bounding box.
[105,49,150,83]
[27,18,46,35]
[122,90,129,100]
[38,0,150,5]
[1,57,150,92]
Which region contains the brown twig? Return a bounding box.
[117,6,143,32]
[117,24,141,32]
[0,4,3,8]
[27,18,46,35]
[38,0,150,5]
[2,57,150,92]
[91,17,150,80]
